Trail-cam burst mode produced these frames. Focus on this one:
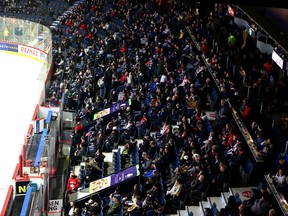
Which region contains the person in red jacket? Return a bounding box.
[200,39,208,55]
[71,121,83,145]
[74,122,83,135]
[120,71,128,83]
[239,98,251,119]
[67,173,80,192]
[86,32,93,39]
[65,19,73,26]
[79,23,87,31]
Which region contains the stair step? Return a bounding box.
[221,192,230,204]
[104,152,113,162]
[177,209,189,216]
[118,145,125,153]
[222,191,232,204]
[208,196,226,210]
[201,200,211,208]
[186,205,204,216]
[200,200,211,212]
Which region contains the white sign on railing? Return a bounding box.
[272,50,284,69]
[48,199,62,215]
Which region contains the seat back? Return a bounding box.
[211,202,219,216]
[201,183,210,201]
[240,158,253,186]
[223,174,231,191]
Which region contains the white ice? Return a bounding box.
[0,51,43,212]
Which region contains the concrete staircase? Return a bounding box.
[105,139,142,175]
[178,187,254,216]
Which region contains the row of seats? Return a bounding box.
[45,1,267,215]
[131,144,139,165]
[109,17,124,30]
[0,12,52,24]
[112,149,121,173]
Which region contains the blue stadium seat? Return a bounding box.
[234,192,242,205]
[112,149,121,172]
[204,119,213,133]
[208,88,219,110]
[171,156,180,170]
[160,192,166,206]
[240,158,253,186]
[210,202,219,216]
[116,85,125,93]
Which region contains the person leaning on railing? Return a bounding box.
[66,172,81,193]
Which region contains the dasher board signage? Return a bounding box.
[15,181,30,195]
[48,199,63,214]
[93,99,132,120]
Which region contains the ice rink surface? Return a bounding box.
[0,51,43,211]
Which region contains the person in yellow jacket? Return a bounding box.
[4,27,9,38]
[227,33,236,56]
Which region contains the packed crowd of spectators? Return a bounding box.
[0,0,77,26]
[48,0,287,215]
[2,0,288,215]
[2,0,45,15]
[48,0,288,215]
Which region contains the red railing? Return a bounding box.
[1,185,13,216]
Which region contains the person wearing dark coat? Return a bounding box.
[147,182,163,202]
[210,162,230,194]
[189,174,209,203]
[249,193,270,216]
[228,144,247,179]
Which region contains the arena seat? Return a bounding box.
[207,88,219,110]
[239,158,253,187]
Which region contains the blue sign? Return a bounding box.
[110,99,132,113]
[0,43,18,52]
[110,164,140,185]
[93,99,132,120]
